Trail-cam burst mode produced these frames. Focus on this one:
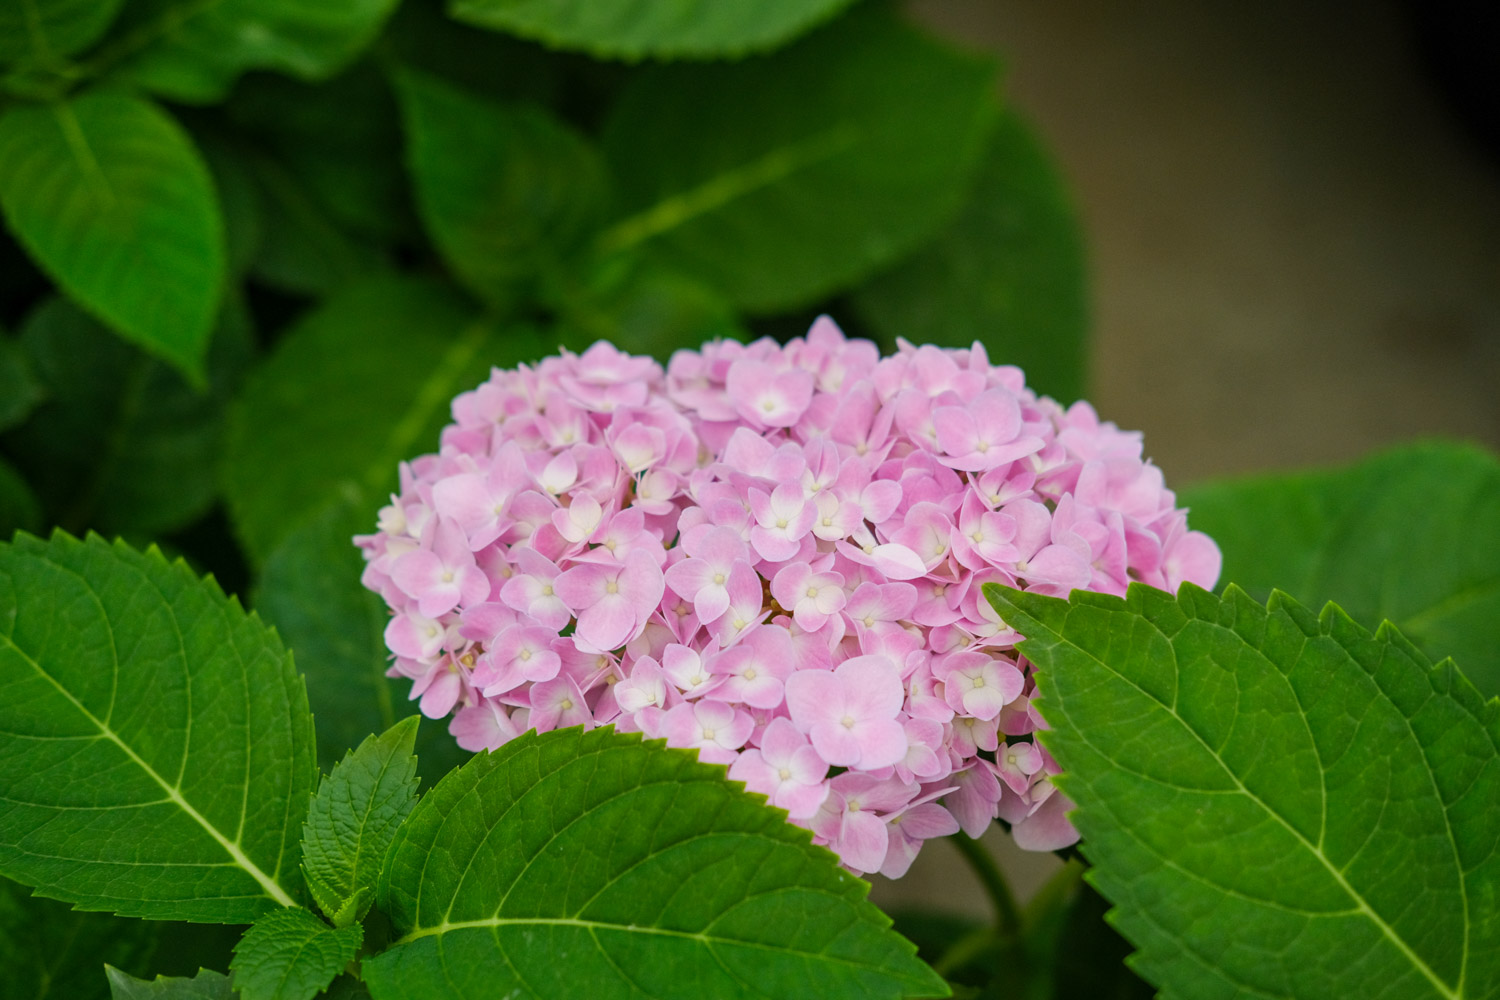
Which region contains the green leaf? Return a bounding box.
[253,494,472,780]
[450,0,855,61]
[852,109,1090,404]
[231,907,362,1000]
[598,6,997,313]
[395,70,609,306]
[551,254,747,362]
[107,967,237,999]
[197,134,265,280]
[243,152,385,296]
[1,295,253,539]
[301,716,420,924]
[0,532,317,922]
[364,727,947,1000]
[221,276,547,564]
[116,0,402,104]
[227,66,410,245]
[0,331,43,431]
[1181,440,1500,697]
[255,495,397,768]
[985,582,1500,1000]
[0,92,224,383]
[0,0,124,64]
[2,876,163,1000]
[0,458,41,540]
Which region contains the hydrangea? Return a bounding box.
[357,318,1221,877]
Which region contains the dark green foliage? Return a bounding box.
[853,109,1090,403]
[600,6,999,313]
[2,296,252,538]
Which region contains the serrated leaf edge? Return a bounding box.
[1,530,300,909]
[988,581,1484,1000]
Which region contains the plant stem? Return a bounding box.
[951,833,1023,939]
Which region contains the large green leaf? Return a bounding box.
[301,716,419,923]
[986,582,1500,1000]
[451,0,855,60]
[364,727,947,1000]
[852,109,1089,404]
[222,277,547,564]
[1182,440,1500,697]
[599,6,997,313]
[231,907,362,1000]
[0,92,224,382]
[115,0,401,104]
[0,0,124,64]
[395,70,608,307]
[0,532,317,922]
[1,296,252,539]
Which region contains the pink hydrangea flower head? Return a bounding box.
[358,317,1221,876]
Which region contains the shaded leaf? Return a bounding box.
[244,152,385,297]
[107,967,237,999]
[395,69,608,306]
[227,66,411,245]
[301,716,420,924]
[0,532,317,922]
[0,92,223,382]
[853,109,1089,404]
[1181,440,1500,696]
[116,0,401,104]
[231,907,362,1000]
[451,0,855,61]
[253,493,472,780]
[551,253,746,361]
[0,458,40,540]
[1,876,162,1000]
[599,6,997,313]
[0,331,43,430]
[2,295,252,538]
[221,276,546,564]
[0,0,124,64]
[365,727,947,1000]
[385,1,560,108]
[986,582,1500,1000]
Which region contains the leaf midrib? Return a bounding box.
[1038,610,1465,1000]
[0,566,295,909]
[595,122,862,256]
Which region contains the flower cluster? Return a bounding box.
[357,319,1221,876]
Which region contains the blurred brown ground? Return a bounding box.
[871,0,1500,919]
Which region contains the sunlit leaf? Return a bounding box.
[987,582,1500,1000]
[0,533,317,922]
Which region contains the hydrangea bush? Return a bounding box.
[357,319,1221,876]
